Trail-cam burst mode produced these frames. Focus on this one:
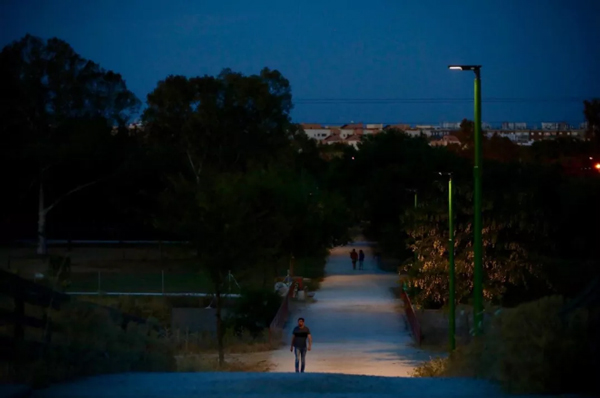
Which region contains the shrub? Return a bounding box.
[76,295,173,326]
[2,301,175,388]
[413,296,598,395]
[411,357,448,377]
[226,288,282,338]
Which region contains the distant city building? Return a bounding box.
[441,122,461,129]
[404,129,421,137]
[487,130,532,145]
[341,122,364,129]
[384,123,411,131]
[430,135,461,147]
[298,120,587,148]
[541,122,571,131]
[502,122,527,130]
[304,128,331,140]
[415,125,439,130]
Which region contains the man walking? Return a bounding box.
[290,317,312,373]
[350,249,358,270]
[358,249,365,270]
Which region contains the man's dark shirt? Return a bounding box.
[292,326,311,349]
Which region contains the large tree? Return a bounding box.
[0,35,139,253]
[143,68,299,365]
[142,68,292,179]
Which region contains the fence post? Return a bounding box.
[120,233,125,260]
[159,240,163,265]
[43,313,52,346]
[14,297,24,342]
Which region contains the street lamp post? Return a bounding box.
[448,65,483,335]
[440,172,455,351]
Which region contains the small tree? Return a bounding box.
[157,171,283,364]
[404,176,550,307]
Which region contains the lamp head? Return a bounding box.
[448,65,481,71]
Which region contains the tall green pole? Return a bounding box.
[473,69,483,336]
[448,175,456,351]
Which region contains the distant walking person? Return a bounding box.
[290,317,312,373]
[358,249,365,270]
[350,249,358,270]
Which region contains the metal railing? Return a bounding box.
[401,290,422,346]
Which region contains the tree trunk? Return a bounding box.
[215,290,225,367]
[37,183,47,256]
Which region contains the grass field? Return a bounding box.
[67,271,212,293]
[1,244,296,293]
[1,244,328,294]
[1,245,216,293]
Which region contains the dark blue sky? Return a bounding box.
[2,0,599,126]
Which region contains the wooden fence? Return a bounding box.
[0,269,149,363]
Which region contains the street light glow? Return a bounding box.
[448,65,482,71]
[595,163,600,170]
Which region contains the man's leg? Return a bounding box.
[294,347,300,372]
[300,348,307,372]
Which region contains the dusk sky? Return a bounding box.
[1,0,599,126]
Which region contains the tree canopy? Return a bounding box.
[0,35,140,253]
